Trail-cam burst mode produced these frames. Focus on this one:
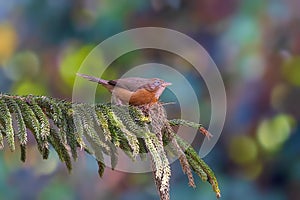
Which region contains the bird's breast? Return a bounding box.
[128,88,157,106]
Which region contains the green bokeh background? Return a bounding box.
[1,0,300,200]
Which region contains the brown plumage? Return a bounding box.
[77,73,172,106]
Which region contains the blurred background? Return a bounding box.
[1,0,300,199]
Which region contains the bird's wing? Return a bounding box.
[111,77,152,92]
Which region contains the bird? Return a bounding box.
[77,73,172,106]
[77,73,212,139]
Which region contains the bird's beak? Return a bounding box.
[162,82,172,87]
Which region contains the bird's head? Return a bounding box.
[148,78,172,89]
[147,78,172,98]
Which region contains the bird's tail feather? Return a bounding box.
[77,73,108,85]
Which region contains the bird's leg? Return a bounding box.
[111,95,124,106]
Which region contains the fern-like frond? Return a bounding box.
[110,107,140,158]
[0,98,15,151]
[0,94,221,199]
[169,119,203,129]
[28,98,50,159]
[3,97,27,146]
[2,96,27,161]
[15,97,43,155]
[49,128,72,171]
[0,122,5,149]
[175,135,221,198]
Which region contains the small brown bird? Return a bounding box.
[77,73,172,106]
[77,73,212,139]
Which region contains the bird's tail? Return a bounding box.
[77,73,108,85]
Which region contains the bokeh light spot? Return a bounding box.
[4,51,40,81]
[34,150,59,176]
[0,22,18,65]
[240,53,265,80]
[229,135,258,165]
[257,114,294,152]
[59,44,100,87]
[282,56,300,87]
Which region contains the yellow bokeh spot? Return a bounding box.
[0,23,18,65]
[282,56,300,87]
[229,135,258,165]
[257,114,294,152]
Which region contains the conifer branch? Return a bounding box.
[0,94,221,199]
